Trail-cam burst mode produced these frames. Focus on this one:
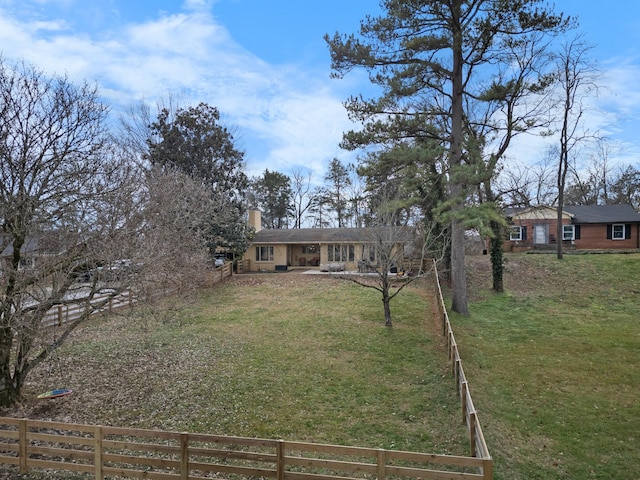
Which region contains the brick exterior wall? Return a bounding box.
[504,220,640,251]
[574,224,640,250]
[503,218,573,251]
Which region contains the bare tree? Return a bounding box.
[342,201,448,327]
[552,36,598,259]
[290,168,315,228]
[132,167,219,295]
[609,164,640,209]
[564,138,618,205]
[0,58,140,406]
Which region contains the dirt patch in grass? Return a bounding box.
[465,253,548,300]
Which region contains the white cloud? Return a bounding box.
[0,2,357,181]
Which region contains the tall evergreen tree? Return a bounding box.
[252,169,293,229]
[326,0,570,314]
[358,141,450,269]
[324,158,353,228]
[145,103,251,256]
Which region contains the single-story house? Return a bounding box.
[244,211,414,272]
[504,204,640,251]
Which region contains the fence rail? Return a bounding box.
[42,262,233,328]
[431,261,492,464]
[0,417,492,480]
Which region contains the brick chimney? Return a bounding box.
[249,210,262,232]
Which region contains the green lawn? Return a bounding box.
[450,253,640,480]
[8,274,468,459]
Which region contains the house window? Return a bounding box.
[328,244,354,262]
[612,224,625,240]
[255,246,274,262]
[18,258,34,270]
[562,225,575,241]
[510,226,524,241]
[362,245,377,262]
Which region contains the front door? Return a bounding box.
[533,224,547,244]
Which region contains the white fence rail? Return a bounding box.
[42,262,233,328]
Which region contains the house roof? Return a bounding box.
[563,204,640,224]
[254,227,374,244]
[252,227,410,244]
[506,205,571,221]
[1,237,41,256]
[506,204,640,224]
[1,232,79,256]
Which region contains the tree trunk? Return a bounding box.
[0,382,22,408]
[450,218,469,315]
[557,151,566,260]
[490,220,504,293]
[449,0,469,315]
[382,287,392,327]
[556,201,564,260]
[0,354,22,407]
[0,331,28,407]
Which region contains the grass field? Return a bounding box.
[451,253,640,480]
[3,274,468,462]
[2,253,638,480]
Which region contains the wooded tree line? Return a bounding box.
[251,151,640,230]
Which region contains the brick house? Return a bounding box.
[504,204,640,251]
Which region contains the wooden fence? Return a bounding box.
[42,262,233,328]
[207,262,233,286]
[0,417,492,480]
[431,262,492,463]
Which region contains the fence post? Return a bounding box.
[276,440,285,480]
[461,381,468,424]
[94,425,103,480]
[482,458,493,480]
[377,449,386,480]
[18,419,27,474]
[180,432,189,480]
[450,342,457,371]
[57,306,63,326]
[469,412,477,457]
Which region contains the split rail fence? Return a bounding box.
[0,417,492,480]
[42,262,233,328]
[431,262,492,463]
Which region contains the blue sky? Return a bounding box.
[1,0,639,182]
